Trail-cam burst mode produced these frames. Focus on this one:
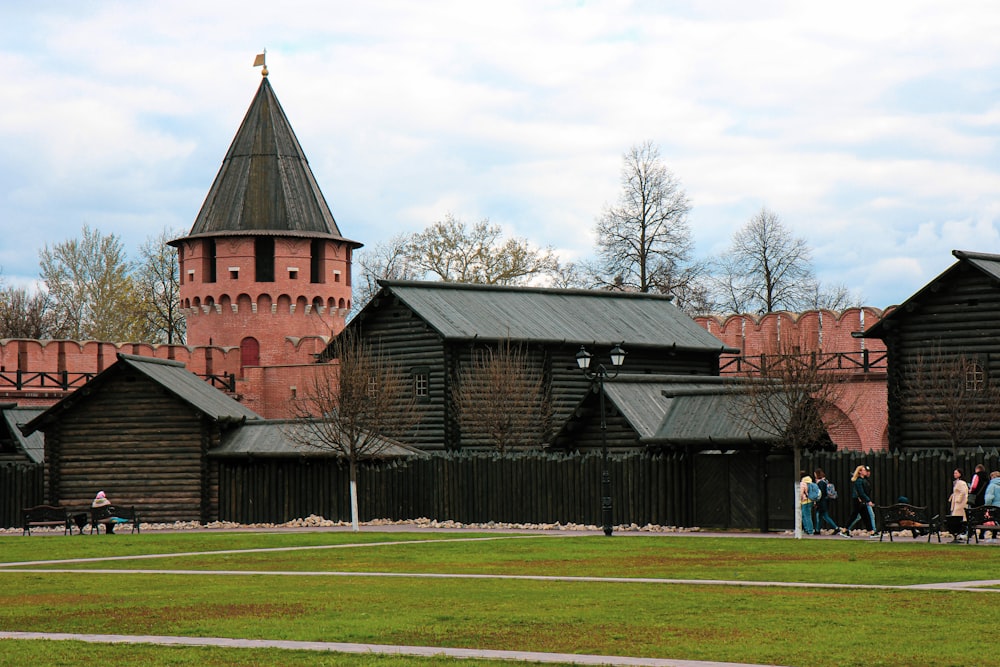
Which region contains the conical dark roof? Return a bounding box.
[182,77,358,245]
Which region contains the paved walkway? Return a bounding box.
[3,530,999,666]
[0,631,782,666]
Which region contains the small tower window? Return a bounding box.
[310,239,325,284]
[255,237,275,282]
[203,239,217,283]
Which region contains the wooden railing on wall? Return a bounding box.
[719,349,887,375]
[0,369,236,393]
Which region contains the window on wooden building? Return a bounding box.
[367,375,378,398]
[413,367,429,400]
[966,360,985,391]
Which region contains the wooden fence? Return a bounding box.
[216,450,692,527]
[217,448,1000,529]
[7,449,1000,530]
[0,463,44,529]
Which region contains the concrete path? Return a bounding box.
[0,631,783,666]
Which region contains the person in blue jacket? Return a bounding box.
[846,465,877,538]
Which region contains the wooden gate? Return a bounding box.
[693,451,766,530]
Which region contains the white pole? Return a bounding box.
[349,479,360,532]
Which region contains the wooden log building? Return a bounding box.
[21,354,261,523]
[861,250,1000,450]
[343,279,741,450]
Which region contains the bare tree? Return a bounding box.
[135,228,185,344]
[593,141,701,301]
[733,340,854,537]
[405,214,558,285]
[452,340,551,452]
[0,284,62,339]
[351,233,422,318]
[802,280,865,312]
[39,225,146,341]
[714,207,815,314]
[286,330,420,530]
[901,346,1000,453]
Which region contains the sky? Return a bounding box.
[2,0,999,309]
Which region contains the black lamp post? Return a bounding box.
[576,343,626,536]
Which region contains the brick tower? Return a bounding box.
[171,70,361,370]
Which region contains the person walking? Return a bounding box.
[968,464,989,540]
[799,472,817,537]
[982,471,1000,544]
[949,468,970,542]
[846,465,877,538]
[813,468,847,536]
[970,464,989,507]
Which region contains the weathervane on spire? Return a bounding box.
[253,49,268,77]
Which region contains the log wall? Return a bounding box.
[42,373,215,523]
[886,265,1000,449]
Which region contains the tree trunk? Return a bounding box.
[349,459,360,532]
[793,445,802,539]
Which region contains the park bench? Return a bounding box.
[22,505,72,536]
[876,503,941,542]
[964,505,1000,544]
[90,505,140,534]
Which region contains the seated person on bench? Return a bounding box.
[91,491,124,534]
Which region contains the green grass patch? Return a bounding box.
[1,531,997,666]
[9,532,999,586]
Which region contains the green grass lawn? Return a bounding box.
[1,530,997,666]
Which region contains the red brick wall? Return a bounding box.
[178,235,352,366]
[695,309,889,452]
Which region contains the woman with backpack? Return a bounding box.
[814,469,849,537]
[799,472,817,536]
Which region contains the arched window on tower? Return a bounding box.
[255,237,274,282]
[241,337,260,372]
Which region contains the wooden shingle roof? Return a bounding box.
[178,77,359,246]
[370,280,738,352]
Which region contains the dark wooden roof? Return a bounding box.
[176,77,360,246]
[861,250,1000,339]
[604,375,783,447]
[1,404,45,463]
[210,420,425,458]
[20,354,260,435]
[365,280,738,352]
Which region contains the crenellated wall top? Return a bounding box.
[694,307,887,355]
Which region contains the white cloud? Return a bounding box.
[2,0,1000,310]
